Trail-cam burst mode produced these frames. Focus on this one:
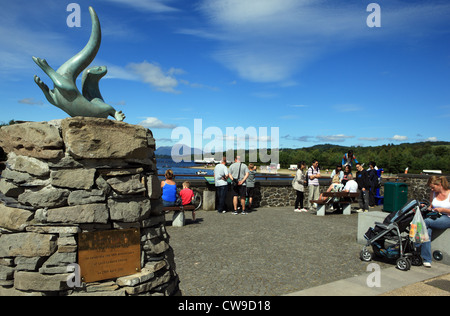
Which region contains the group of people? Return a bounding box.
[291,154,450,268]
[161,169,197,220]
[292,151,381,214]
[214,156,256,215]
[160,156,257,217]
[161,153,450,268]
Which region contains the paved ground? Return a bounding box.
[165,204,446,296]
[288,262,449,296]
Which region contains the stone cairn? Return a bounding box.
[0,117,180,296]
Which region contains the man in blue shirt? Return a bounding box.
[342,150,359,167]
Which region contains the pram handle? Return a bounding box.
[418,200,430,212]
[418,200,442,219]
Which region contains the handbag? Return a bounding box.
[409,207,430,243]
[291,172,297,188]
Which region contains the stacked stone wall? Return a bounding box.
[0,118,179,296]
[187,175,450,210]
[397,174,450,202]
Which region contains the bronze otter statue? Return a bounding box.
[32,6,125,121]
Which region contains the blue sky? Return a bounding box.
[1,0,449,150]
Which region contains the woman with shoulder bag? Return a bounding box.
[293,161,307,212]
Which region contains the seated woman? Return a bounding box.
[420,176,450,267]
[318,175,343,202]
[161,169,177,207]
[342,165,352,186]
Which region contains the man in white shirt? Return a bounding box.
[307,159,321,210]
[214,157,229,213]
[343,174,358,193]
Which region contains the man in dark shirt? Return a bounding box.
[355,163,370,212]
[367,161,378,207]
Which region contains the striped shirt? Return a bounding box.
[307,166,320,186]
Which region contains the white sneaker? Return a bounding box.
[294,208,302,212]
[301,208,308,212]
[423,262,432,268]
[356,209,364,213]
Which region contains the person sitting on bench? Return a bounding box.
[180,181,196,221]
[161,169,177,207]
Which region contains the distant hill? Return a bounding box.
[155,146,174,157]
[279,141,450,174]
[155,146,203,158]
[155,141,450,173]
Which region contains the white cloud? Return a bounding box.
[107,61,217,93]
[0,23,72,77]
[282,135,315,143]
[333,104,362,112]
[190,0,363,83]
[358,137,385,142]
[139,117,177,129]
[18,98,44,106]
[105,64,140,81]
[391,135,408,141]
[186,0,450,83]
[127,61,183,94]
[100,0,179,13]
[316,134,354,143]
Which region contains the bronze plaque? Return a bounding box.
[78,228,141,283]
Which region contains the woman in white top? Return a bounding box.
[420,176,450,267]
[293,161,307,212]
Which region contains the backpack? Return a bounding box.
[306,167,317,185]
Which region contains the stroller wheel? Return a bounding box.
[396,257,411,271]
[433,251,443,261]
[411,255,423,266]
[360,250,373,262]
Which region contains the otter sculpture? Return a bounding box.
[32,6,125,121]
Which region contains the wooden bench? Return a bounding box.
[310,191,359,216]
[162,204,196,226]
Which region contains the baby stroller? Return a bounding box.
[360,200,430,271]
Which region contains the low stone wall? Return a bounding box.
[182,180,332,209]
[0,118,180,296]
[395,174,450,202]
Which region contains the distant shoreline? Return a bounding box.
[184,165,336,177]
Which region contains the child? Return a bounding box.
[180,181,196,221]
[246,163,257,210]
